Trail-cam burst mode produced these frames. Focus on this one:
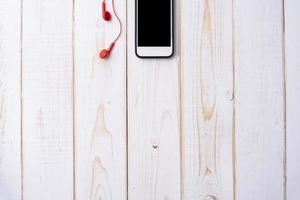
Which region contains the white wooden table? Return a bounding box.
[0,0,299,199]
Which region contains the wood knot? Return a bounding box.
[229,93,234,101]
[152,144,159,149]
[204,167,212,176]
[205,195,217,200]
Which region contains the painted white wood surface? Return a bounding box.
[285,1,300,199]
[0,0,300,199]
[74,0,127,199]
[181,0,234,199]
[127,0,181,199]
[233,0,285,199]
[22,0,74,199]
[0,0,22,200]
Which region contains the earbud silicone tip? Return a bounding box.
[103,11,111,21]
[100,49,109,59]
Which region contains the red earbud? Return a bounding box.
[102,1,111,21]
[100,42,115,59]
[99,0,122,59]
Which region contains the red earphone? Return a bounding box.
[102,0,111,21]
[100,0,122,59]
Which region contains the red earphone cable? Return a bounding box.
[111,0,122,44]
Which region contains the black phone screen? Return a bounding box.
[137,0,171,47]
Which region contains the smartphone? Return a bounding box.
[135,0,174,58]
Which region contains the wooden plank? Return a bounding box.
[22,0,74,199]
[285,1,300,199]
[233,0,285,199]
[181,0,234,199]
[73,0,127,199]
[0,0,22,199]
[127,0,181,199]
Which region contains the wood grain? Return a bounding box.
[181,0,234,199]
[73,0,127,199]
[0,0,22,199]
[233,0,285,199]
[1,0,300,199]
[127,0,181,199]
[22,0,74,199]
[285,0,300,199]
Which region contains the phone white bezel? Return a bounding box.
[136,0,174,58]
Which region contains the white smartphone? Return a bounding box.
[135,0,174,58]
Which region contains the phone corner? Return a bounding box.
[135,47,143,58]
[166,48,175,58]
